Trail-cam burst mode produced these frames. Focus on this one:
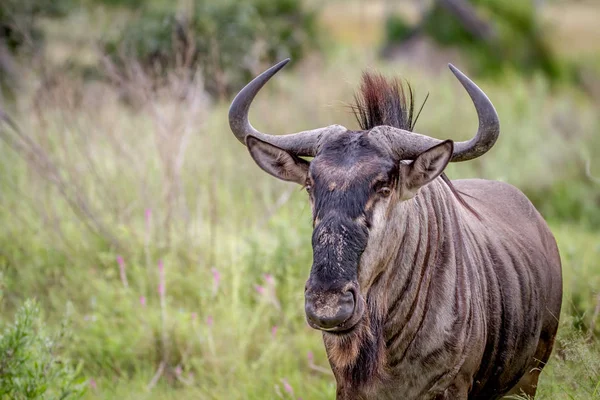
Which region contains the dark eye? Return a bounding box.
[378,187,392,197]
[305,184,312,193]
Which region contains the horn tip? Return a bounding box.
[277,58,291,68]
[447,63,462,76]
[265,58,291,77]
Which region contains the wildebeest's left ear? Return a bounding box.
[246,135,310,185]
[400,140,454,199]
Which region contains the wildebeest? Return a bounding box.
[229,59,562,400]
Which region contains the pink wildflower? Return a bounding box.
[117,256,128,288]
[158,260,165,296]
[307,351,313,362]
[145,208,152,226]
[281,378,294,396]
[175,365,182,376]
[191,312,198,321]
[139,296,146,307]
[259,274,280,310]
[89,378,97,389]
[211,267,220,295]
[264,273,275,286]
[206,315,214,326]
[271,325,278,338]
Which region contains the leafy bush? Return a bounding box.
[0,299,86,399]
[0,0,72,99]
[87,0,144,8]
[0,0,71,51]
[385,0,571,81]
[384,14,415,45]
[102,0,321,98]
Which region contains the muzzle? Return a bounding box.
[304,280,365,332]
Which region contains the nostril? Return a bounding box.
[343,287,356,302]
[339,290,355,310]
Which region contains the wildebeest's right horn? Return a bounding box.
[229,59,345,157]
[376,64,500,162]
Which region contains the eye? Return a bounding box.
[305,184,312,193]
[378,187,392,197]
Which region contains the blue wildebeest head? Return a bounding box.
[228,59,498,335]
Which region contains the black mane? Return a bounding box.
[351,72,427,131]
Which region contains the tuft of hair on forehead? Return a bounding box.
[351,72,428,132]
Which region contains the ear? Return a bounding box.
[246,135,310,185]
[400,140,453,199]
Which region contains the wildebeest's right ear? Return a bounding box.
[246,136,310,185]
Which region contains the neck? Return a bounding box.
[326,178,475,396]
[380,179,465,355]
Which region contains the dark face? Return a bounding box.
[246,131,453,334]
[303,132,398,332]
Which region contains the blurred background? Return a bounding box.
[0,0,599,399]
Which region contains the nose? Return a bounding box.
[305,288,356,330]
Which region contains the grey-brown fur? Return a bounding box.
[325,155,562,399]
[230,61,563,400]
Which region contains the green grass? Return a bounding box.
[0,46,599,399]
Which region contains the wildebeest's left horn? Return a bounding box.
[446,63,500,162]
[229,59,345,157]
[377,64,500,162]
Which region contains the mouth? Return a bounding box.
[307,317,356,334]
[320,325,357,337]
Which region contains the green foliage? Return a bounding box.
[0,299,86,400]
[384,14,415,44]
[534,322,600,399]
[385,0,571,81]
[102,0,321,97]
[0,0,71,52]
[85,0,144,8]
[0,0,72,98]
[527,181,600,229]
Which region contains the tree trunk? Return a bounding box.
[0,39,19,87]
[436,0,497,42]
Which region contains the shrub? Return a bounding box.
[384,0,571,81]
[384,14,415,45]
[102,0,321,98]
[0,299,86,399]
[0,0,70,51]
[0,0,71,99]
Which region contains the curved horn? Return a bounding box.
[229,59,345,157]
[447,63,500,161]
[376,63,499,162]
